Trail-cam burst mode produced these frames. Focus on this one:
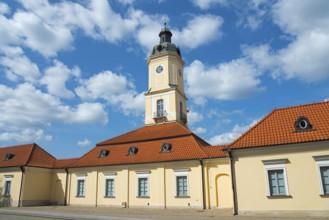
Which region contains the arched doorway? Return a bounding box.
[215,174,232,208]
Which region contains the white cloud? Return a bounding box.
[242,0,329,83]
[208,119,259,145]
[173,15,223,49]
[117,0,135,5]
[0,128,52,143]
[41,60,80,99]
[187,110,204,125]
[192,127,207,135]
[76,71,144,116]
[0,83,108,142]
[191,0,228,10]
[77,138,92,147]
[0,2,10,14]
[185,59,265,104]
[0,46,40,82]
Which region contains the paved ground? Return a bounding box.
[0,206,327,220]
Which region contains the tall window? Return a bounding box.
[176,176,188,197]
[268,170,286,196]
[138,178,148,197]
[77,179,85,197]
[3,180,11,197]
[320,166,329,194]
[157,99,164,117]
[263,159,289,197]
[314,157,329,195]
[105,178,115,197]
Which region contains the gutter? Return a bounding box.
[226,149,238,215]
[199,159,206,209]
[18,166,25,207]
[64,168,69,206]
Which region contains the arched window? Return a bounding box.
[157,99,164,117]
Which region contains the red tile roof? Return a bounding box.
[227,101,329,150]
[202,145,227,158]
[68,122,225,168]
[0,143,56,168]
[97,122,192,145]
[53,158,79,169]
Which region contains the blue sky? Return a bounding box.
[1,0,329,159]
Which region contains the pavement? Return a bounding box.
[0,206,328,220]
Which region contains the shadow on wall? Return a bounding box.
[0,186,12,207]
[51,177,65,205]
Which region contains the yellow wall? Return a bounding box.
[50,170,67,205]
[204,158,233,209]
[67,160,209,208]
[0,168,23,207]
[233,142,329,214]
[22,167,53,206]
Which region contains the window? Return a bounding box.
[320,166,329,195]
[77,179,85,197]
[105,179,115,197]
[3,176,12,197]
[138,178,148,197]
[174,169,189,197]
[295,116,312,132]
[128,147,138,156]
[176,176,188,197]
[314,156,329,195]
[157,99,164,117]
[161,143,172,153]
[263,159,289,197]
[268,170,286,196]
[99,149,109,158]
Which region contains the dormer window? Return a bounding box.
[99,149,110,158]
[128,147,138,156]
[5,153,15,161]
[162,143,172,153]
[295,116,312,132]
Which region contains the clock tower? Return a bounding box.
[144,24,188,126]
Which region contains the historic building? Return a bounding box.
[0,25,328,217]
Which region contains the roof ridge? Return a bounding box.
[190,135,209,159]
[24,143,37,166]
[274,100,329,111]
[226,109,277,149]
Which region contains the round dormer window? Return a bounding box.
[295,116,312,132]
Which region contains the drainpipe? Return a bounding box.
[199,159,206,210]
[64,168,69,206]
[226,149,238,215]
[18,166,25,207]
[163,166,167,209]
[95,170,99,207]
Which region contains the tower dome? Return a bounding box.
[151,23,181,57]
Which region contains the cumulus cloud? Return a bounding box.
[0,128,52,143]
[0,46,40,82]
[185,59,265,105]
[41,60,80,99]
[242,0,329,83]
[192,127,207,135]
[0,83,108,142]
[191,0,228,10]
[208,119,259,145]
[187,110,204,125]
[173,15,223,49]
[76,71,145,116]
[77,138,92,147]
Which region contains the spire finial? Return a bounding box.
[164,21,167,27]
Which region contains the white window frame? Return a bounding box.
[76,174,86,197]
[174,169,190,197]
[3,175,13,197]
[104,172,116,197]
[263,159,290,197]
[313,156,329,195]
[136,171,150,197]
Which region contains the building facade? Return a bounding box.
[0,25,328,218]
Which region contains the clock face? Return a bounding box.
[156,65,163,73]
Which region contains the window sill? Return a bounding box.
[267,195,292,199]
[76,196,85,198]
[2,195,10,197]
[136,196,150,198]
[320,194,329,198]
[175,196,190,198]
[104,196,115,198]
